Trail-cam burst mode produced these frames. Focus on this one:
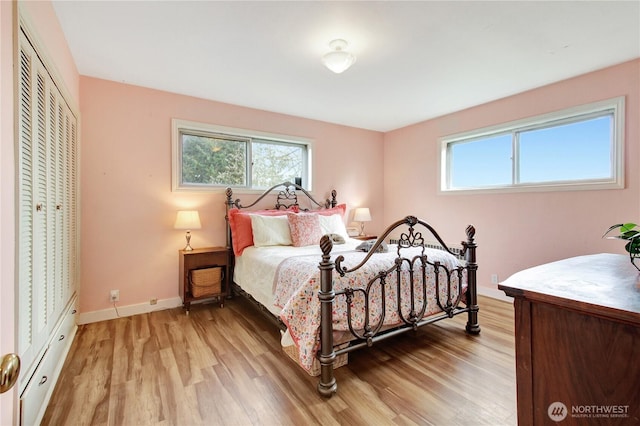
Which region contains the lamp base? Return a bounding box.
[183,231,194,251]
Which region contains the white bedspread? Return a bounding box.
[233,238,363,315]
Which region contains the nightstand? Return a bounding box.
[351,235,377,241]
[179,246,230,313]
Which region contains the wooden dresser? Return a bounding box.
[499,254,640,425]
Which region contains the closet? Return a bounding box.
[16,25,79,426]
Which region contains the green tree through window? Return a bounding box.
[252,141,304,189]
[173,120,310,191]
[181,134,246,186]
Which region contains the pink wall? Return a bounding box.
[76,60,640,310]
[79,77,384,313]
[384,59,640,294]
[1,2,79,424]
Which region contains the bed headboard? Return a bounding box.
[224,181,338,252]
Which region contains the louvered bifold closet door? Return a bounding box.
[62,109,72,304]
[17,29,79,390]
[17,37,36,373]
[33,64,49,347]
[18,33,50,376]
[68,119,78,298]
[46,86,59,324]
[56,103,66,318]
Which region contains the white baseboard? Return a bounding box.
[477,285,512,302]
[78,286,510,325]
[78,297,183,324]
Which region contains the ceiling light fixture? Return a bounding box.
[322,39,356,74]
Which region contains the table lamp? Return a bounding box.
[174,210,201,251]
[353,207,372,236]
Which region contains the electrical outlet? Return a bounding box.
[491,274,499,285]
[110,289,120,302]
[150,298,157,305]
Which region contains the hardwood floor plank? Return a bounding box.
[41,295,516,425]
[155,347,202,425]
[194,366,253,425]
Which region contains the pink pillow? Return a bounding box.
[315,203,346,217]
[228,207,298,256]
[288,212,323,247]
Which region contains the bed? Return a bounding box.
[225,182,480,397]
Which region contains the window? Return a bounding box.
[172,120,312,191]
[440,97,624,193]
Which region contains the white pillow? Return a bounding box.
[318,214,349,240]
[250,214,292,247]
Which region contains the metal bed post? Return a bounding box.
[225,188,234,251]
[463,225,480,334]
[317,235,337,397]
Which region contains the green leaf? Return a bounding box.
[622,230,640,240]
[620,223,638,233]
[602,223,624,238]
[626,239,640,254]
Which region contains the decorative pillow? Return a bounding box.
[356,240,388,253]
[314,203,346,217]
[318,214,349,240]
[228,207,298,256]
[327,233,346,244]
[288,212,323,247]
[250,215,292,247]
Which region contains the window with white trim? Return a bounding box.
[440,97,625,193]
[172,119,312,191]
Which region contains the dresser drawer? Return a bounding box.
[20,296,77,426]
[20,346,57,426]
[47,297,78,372]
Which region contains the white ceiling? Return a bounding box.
[52,1,640,132]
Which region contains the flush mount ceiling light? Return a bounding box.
[321,39,356,74]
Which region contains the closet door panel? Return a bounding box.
[17,43,36,373]
[32,68,49,350]
[56,104,67,313]
[62,110,72,304]
[47,88,59,323]
[69,120,78,294]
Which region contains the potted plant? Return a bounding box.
[602,223,640,271]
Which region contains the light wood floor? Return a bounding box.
[42,295,516,425]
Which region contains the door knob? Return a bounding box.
[0,353,20,393]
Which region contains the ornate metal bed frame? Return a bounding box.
[225,182,480,397]
[225,182,337,330]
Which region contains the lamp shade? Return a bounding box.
[322,39,356,74]
[174,210,201,230]
[353,207,372,222]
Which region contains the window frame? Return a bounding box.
[439,97,625,194]
[172,119,313,192]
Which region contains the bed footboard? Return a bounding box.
[317,236,338,397]
[463,225,480,335]
[317,216,479,397]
